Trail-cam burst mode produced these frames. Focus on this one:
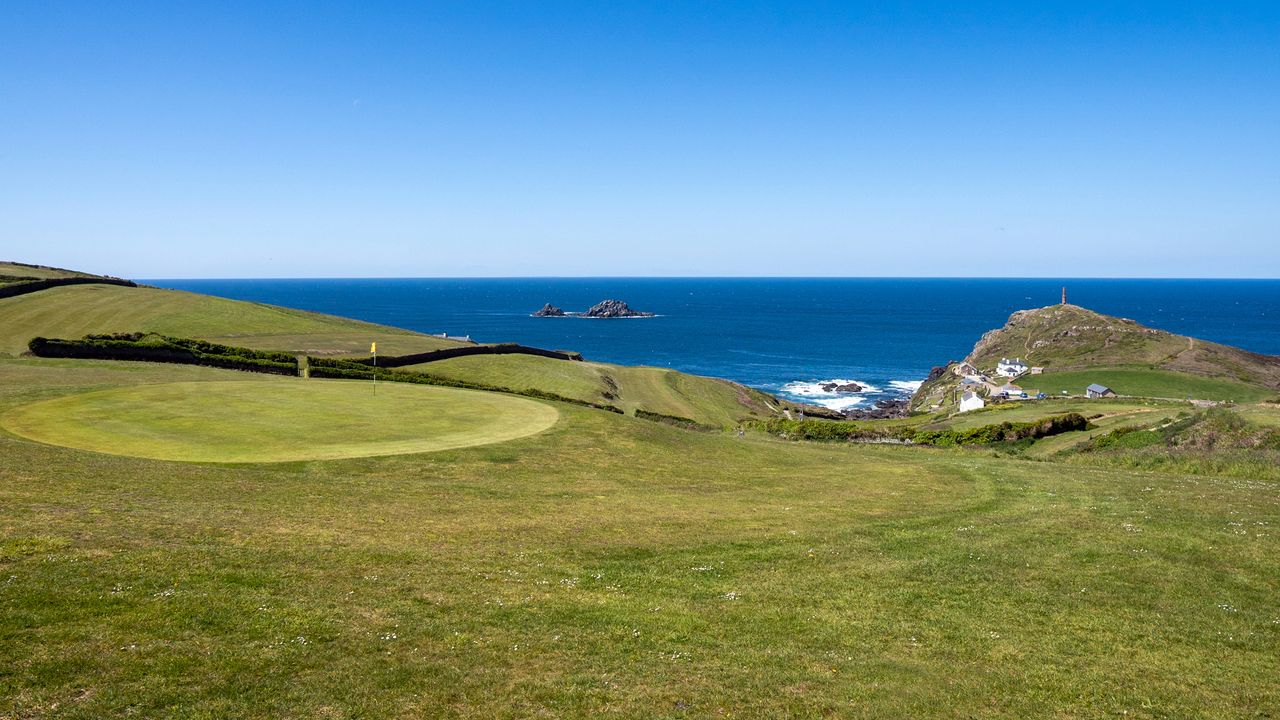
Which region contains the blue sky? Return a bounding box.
[2,2,1277,277]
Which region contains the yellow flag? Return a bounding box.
[370,342,377,354]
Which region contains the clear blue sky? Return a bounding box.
[2,2,1277,278]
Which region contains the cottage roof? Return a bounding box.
[1087,383,1111,394]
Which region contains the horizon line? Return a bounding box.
[140,275,1280,282]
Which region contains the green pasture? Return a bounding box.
[1,378,559,462]
[1014,366,1270,402]
[0,283,462,357]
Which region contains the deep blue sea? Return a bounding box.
[147,279,1280,410]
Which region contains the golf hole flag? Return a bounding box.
[371,342,377,354]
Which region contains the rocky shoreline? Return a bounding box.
[842,398,909,420]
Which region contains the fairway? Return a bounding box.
[1,378,559,462]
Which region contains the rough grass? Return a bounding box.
[0,284,463,357]
[416,354,773,426]
[0,377,558,463]
[2,357,1279,717]
[1014,367,1271,402]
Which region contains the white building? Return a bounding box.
[996,357,1028,377]
[959,391,986,413]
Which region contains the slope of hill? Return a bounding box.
[0,264,790,426]
[913,303,1280,410]
[414,353,788,426]
[0,283,465,358]
[0,260,103,283]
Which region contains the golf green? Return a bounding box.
[1,379,559,462]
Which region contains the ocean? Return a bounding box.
[147,278,1280,411]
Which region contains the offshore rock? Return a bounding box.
[582,299,655,318]
[532,303,566,317]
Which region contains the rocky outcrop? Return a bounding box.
[582,300,654,318]
[843,399,909,420]
[820,381,862,393]
[532,303,566,317]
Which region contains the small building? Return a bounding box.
[960,377,983,388]
[1030,366,1044,374]
[959,391,985,413]
[1086,383,1116,399]
[999,384,1027,398]
[996,358,1029,377]
[954,362,980,377]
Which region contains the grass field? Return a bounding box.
[0,284,463,357]
[1,378,559,463]
[416,354,778,426]
[0,261,98,281]
[3,356,1279,717]
[1014,366,1271,402]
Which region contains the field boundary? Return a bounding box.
[0,276,137,299]
[352,343,583,368]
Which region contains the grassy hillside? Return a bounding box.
[0,283,464,357]
[412,353,786,426]
[968,303,1280,388]
[3,356,1279,717]
[1014,366,1272,402]
[913,303,1280,411]
[0,261,101,284]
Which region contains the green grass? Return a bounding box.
[0,261,99,281]
[0,284,463,357]
[416,354,778,426]
[3,356,1280,717]
[1014,366,1271,402]
[1,378,559,462]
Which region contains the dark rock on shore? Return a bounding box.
[843,398,909,420]
[532,303,566,317]
[820,381,862,393]
[925,363,955,383]
[583,299,655,318]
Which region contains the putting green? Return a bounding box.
[1,379,559,462]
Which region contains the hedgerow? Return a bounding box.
[747,413,1090,446]
[635,408,717,431]
[29,334,298,375]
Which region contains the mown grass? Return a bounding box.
[2,357,1279,718]
[0,284,462,357]
[1014,366,1271,402]
[1,378,559,462]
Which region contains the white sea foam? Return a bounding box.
[889,380,924,394]
[780,379,881,396]
[779,379,879,410]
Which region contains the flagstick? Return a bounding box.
[373,349,377,395]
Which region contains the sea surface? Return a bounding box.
[147,278,1280,411]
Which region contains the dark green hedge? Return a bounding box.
[308,357,623,413]
[748,413,1090,446]
[347,343,583,368]
[29,334,298,375]
[909,413,1089,446]
[0,276,136,299]
[634,408,716,432]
